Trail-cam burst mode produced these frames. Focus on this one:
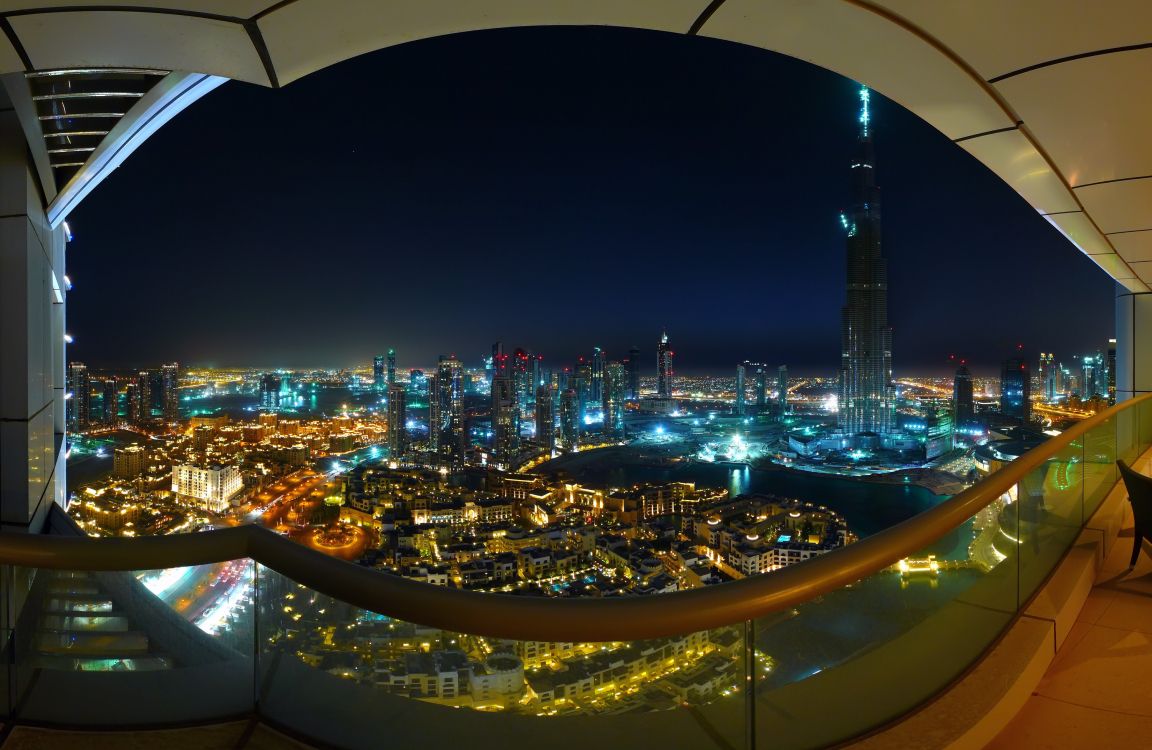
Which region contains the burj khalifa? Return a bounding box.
[838,86,894,437]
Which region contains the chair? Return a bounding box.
[1116,460,1152,568]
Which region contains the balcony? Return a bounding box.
[2,396,1150,748]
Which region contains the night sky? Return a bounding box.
[66,27,1113,376]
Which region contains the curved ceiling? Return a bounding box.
[0,0,1147,291]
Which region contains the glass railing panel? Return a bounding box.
[6,560,254,725]
[1083,415,1117,516]
[1017,439,1085,603]
[752,505,1018,749]
[1140,398,1152,456]
[256,566,748,750]
[1117,403,1140,466]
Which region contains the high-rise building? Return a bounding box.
[559,389,579,450]
[387,382,408,459]
[135,370,151,421]
[373,354,385,391]
[512,348,531,413]
[102,378,118,425]
[735,364,747,416]
[925,408,954,460]
[125,382,143,424]
[573,358,591,421]
[627,346,641,400]
[590,347,605,403]
[407,369,427,404]
[953,364,974,426]
[386,348,397,387]
[603,362,626,438]
[429,355,465,469]
[837,86,894,437]
[260,373,282,411]
[67,362,90,432]
[535,385,556,453]
[656,332,674,399]
[491,372,520,467]
[1081,352,1108,399]
[1000,357,1031,423]
[1108,338,1117,404]
[777,365,789,417]
[1039,353,1057,402]
[755,366,767,412]
[161,362,180,423]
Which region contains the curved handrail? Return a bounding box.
[2,394,1146,642]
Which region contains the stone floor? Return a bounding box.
[989,500,1152,749]
[0,720,314,749]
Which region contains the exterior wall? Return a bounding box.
[0,90,66,532]
[1115,285,1152,402]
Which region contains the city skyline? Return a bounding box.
[65,27,1113,373]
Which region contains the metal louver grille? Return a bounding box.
[27,69,170,190]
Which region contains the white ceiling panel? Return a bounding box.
[1076,178,1152,235]
[10,11,269,85]
[957,129,1077,215]
[699,0,1013,141]
[1088,252,1136,280]
[874,0,1152,80]
[995,49,1152,187]
[259,0,710,87]
[1044,212,1116,257]
[1110,231,1152,263]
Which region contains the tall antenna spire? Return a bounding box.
[858,85,871,139]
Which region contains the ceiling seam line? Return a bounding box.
[687,0,729,35]
[0,6,245,24]
[989,41,1152,83]
[250,0,301,23]
[243,20,279,88]
[1073,174,1152,190]
[953,124,1019,143]
[0,18,32,70]
[1106,228,1152,236]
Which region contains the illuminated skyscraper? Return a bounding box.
[777,365,789,417]
[1000,357,1031,423]
[126,382,146,424]
[260,373,281,410]
[491,372,520,467]
[1039,353,1056,402]
[535,385,556,453]
[512,348,531,413]
[1108,338,1117,404]
[573,358,591,420]
[387,382,408,458]
[1082,352,1107,399]
[386,348,397,386]
[559,389,579,450]
[135,370,151,421]
[373,355,385,391]
[953,364,974,425]
[161,362,180,423]
[735,364,747,416]
[590,347,605,402]
[429,356,465,469]
[67,361,90,431]
[755,366,767,412]
[657,331,673,399]
[603,362,626,438]
[102,378,118,425]
[837,86,894,437]
[627,346,641,400]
